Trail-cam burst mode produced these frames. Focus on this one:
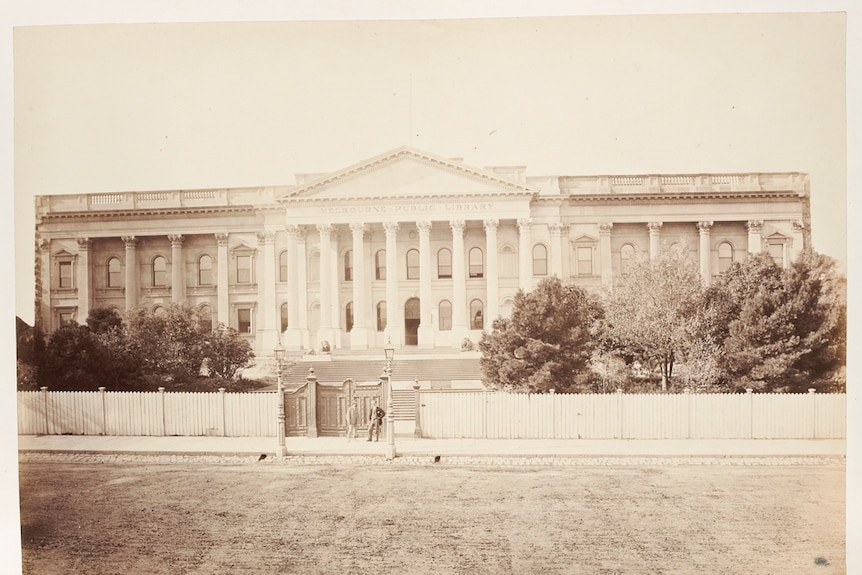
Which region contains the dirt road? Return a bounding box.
[19,461,845,574]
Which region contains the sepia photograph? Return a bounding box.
[3,2,858,574]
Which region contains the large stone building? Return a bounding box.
[34,146,811,361]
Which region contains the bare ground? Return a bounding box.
[18,461,845,574]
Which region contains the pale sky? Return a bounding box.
[9,11,849,325]
[1,2,859,572]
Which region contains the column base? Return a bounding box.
[349,326,371,350]
[384,444,397,460]
[417,325,435,348]
[283,328,307,352]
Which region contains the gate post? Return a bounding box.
[413,380,422,439]
[306,368,318,438]
[40,386,49,435]
[158,387,166,436]
[219,388,227,437]
[808,388,817,439]
[99,387,107,435]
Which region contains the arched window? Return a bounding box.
[375,250,386,280]
[620,244,636,275]
[153,305,166,317]
[279,251,288,283]
[376,301,387,331]
[198,305,213,333]
[500,245,516,277]
[532,244,547,276]
[437,248,452,279]
[470,299,484,329]
[501,298,514,318]
[280,303,289,331]
[718,242,734,273]
[345,302,354,332]
[198,254,213,285]
[439,300,452,330]
[469,247,484,278]
[406,248,420,280]
[107,257,122,288]
[152,256,167,286]
[344,250,353,281]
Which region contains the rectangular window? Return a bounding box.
[59,311,74,326]
[577,247,593,276]
[236,255,252,284]
[768,243,784,267]
[238,308,252,333]
[59,261,73,289]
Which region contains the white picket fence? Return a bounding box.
[17,388,276,437]
[416,389,846,439]
[17,388,846,440]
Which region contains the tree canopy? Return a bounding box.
[479,277,602,393]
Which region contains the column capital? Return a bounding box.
[517,217,532,231]
[256,231,276,244]
[483,218,499,232]
[121,236,138,248]
[383,221,400,235]
[168,234,185,247]
[697,221,714,232]
[792,220,805,232]
[215,233,230,246]
[449,220,466,234]
[747,220,763,233]
[548,222,564,236]
[285,225,304,241]
[416,221,433,234]
[76,237,92,250]
[316,223,333,237]
[39,239,51,252]
[598,223,613,235]
[349,222,367,236]
[647,222,663,233]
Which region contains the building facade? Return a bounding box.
[34,147,811,359]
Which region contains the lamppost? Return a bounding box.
[274,342,286,457]
[383,338,396,460]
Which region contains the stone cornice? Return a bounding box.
[39,205,258,221]
[281,146,538,200]
[565,190,801,203]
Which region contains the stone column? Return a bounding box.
[417,221,434,347]
[450,220,467,336]
[598,223,613,287]
[648,222,663,260]
[548,222,564,277]
[483,219,499,330]
[297,228,309,345]
[216,233,229,328]
[349,223,370,349]
[747,220,763,254]
[383,222,401,346]
[122,236,138,311]
[697,221,713,285]
[257,231,278,352]
[284,225,304,350]
[316,224,334,348]
[38,239,51,327]
[76,238,92,321]
[168,234,185,303]
[517,218,532,291]
[790,220,805,262]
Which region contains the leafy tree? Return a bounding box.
[202,325,254,379]
[601,242,706,391]
[124,303,208,385]
[38,322,101,390]
[86,307,123,334]
[479,277,602,393]
[719,250,846,391]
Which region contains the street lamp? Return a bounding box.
[274,342,286,457]
[383,338,396,459]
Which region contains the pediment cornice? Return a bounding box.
[280,146,537,202]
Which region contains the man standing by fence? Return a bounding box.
[345,399,358,441]
[366,399,385,442]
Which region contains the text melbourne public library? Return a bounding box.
[34,147,811,360]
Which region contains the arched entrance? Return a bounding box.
[404,297,420,346]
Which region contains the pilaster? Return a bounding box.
[349,222,370,349]
[168,234,185,303]
[417,221,434,347]
[76,238,92,321]
[215,233,230,328]
[598,223,613,287]
[747,220,763,254]
[697,221,713,285]
[517,218,532,292]
[383,222,401,346]
[450,220,467,337]
[483,219,499,330]
[648,222,663,260]
[122,236,138,311]
[316,224,335,349]
[284,225,305,350]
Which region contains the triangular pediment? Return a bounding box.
[280,147,536,202]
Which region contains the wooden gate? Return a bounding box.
[284,384,309,437]
[317,380,350,436]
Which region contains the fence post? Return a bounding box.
[412,380,422,439]
[158,387,166,436]
[40,386,49,435]
[808,388,817,439]
[306,368,318,438]
[684,388,691,439]
[616,389,624,439]
[219,388,227,437]
[746,388,753,439]
[99,387,107,435]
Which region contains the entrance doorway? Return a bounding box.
[404,297,420,346]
